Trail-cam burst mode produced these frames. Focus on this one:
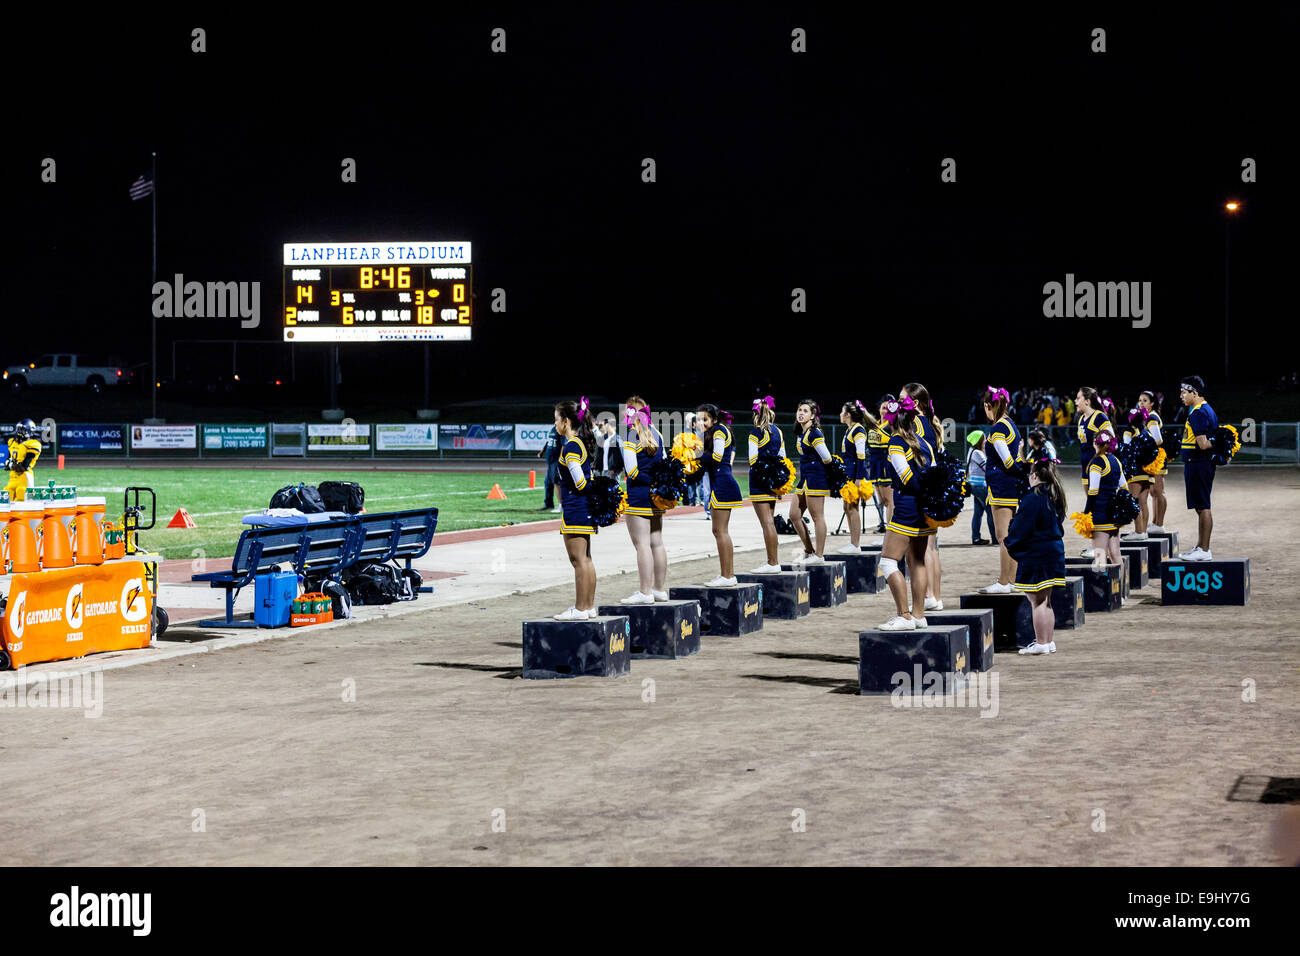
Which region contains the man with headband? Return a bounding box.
[1177,375,1218,561]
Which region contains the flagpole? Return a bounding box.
[151,151,158,420]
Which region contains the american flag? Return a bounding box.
[129,175,154,200]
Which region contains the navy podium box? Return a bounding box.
[1160,558,1251,606]
[1051,577,1086,629]
[735,571,810,619]
[858,624,971,695]
[254,571,299,628]
[1129,535,1171,579]
[780,563,846,607]
[822,552,883,593]
[596,600,701,659]
[522,615,632,679]
[669,584,764,636]
[922,609,995,671]
[1063,560,1124,612]
[1119,545,1150,589]
[1147,530,1179,561]
[959,591,1034,650]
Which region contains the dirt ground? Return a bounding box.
[2,467,1297,865]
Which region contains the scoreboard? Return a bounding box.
[282,241,472,342]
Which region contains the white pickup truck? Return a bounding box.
[4,353,130,392]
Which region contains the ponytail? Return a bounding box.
[555,398,597,458]
[625,395,658,453]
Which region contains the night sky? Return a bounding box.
[6,7,1294,412]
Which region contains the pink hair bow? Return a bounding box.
[721,410,734,424]
[577,396,589,418]
[882,395,916,423]
[624,405,651,426]
[753,395,774,412]
[986,386,1009,402]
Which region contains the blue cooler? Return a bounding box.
[254,571,299,628]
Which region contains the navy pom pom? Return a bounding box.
[645,457,686,509]
[749,456,791,497]
[1106,487,1142,527]
[586,475,625,527]
[918,450,968,526]
[824,455,848,498]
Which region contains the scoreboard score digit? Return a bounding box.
[282,241,472,342]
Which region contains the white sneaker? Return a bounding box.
[1080,548,1096,558]
[584,608,599,619]
[550,507,561,513]
[1128,532,1148,540]
[621,591,655,605]
[1178,548,1212,562]
[923,597,943,611]
[748,564,782,574]
[651,590,670,602]
[880,616,916,631]
[802,553,825,565]
[706,575,738,587]
[980,581,1011,594]
[1147,524,1165,533]
[553,607,587,621]
[836,544,860,554]
[1018,641,1052,655]
[912,616,928,628]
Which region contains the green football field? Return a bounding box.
[38,467,750,560]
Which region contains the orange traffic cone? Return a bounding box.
[486,484,507,500]
[167,507,197,528]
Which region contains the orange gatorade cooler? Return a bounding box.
[0,495,9,567]
[74,495,107,565]
[41,496,76,569]
[8,501,43,573]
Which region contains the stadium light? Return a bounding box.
[1225,201,1240,212]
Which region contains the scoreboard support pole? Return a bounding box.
[328,345,339,408]
[423,344,431,409]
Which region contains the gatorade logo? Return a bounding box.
[7,591,26,640]
[120,578,148,622]
[610,632,626,654]
[680,620,693,639]
[65,583,84,630]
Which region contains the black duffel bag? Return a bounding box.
[344,562,415,605]
[318,480,365,514]
[269,482,326,513]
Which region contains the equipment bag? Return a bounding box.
[269,482,326,513]
[343,562,415,605]
[318,480,365,514]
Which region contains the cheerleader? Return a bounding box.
[1084,428,1125,569]
[1119,404,1155,541]
[978,385,1026,594]
[903,383,945,612]
[619,396,669,604]
[1137,390,1170,532]
[1005,458,1069,655]
[877,394,934,630]
[694,403,746,586]
[553,397,599,620]
[866,395,895,542]
[834,400,871,552]
[746,395,786,573]
[1074,387,1114,556]
[790,399,832,564]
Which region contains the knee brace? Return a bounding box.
[879,557,900,580]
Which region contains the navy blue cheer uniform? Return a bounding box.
[1004,486,1066,592]
[1181,400,1219,511]
[1121,422,1153,487]
[867,424,891,486]
[559,436,596,535]
[1077,408,1113,488]
[622,425,666,518]
[1085,451,1123,533]
[703,423,745,509]
[885,425,937,537]
[985,415,1025,508]
[796,425,830,496]
[842,422,868,481]
[747,423,786,502]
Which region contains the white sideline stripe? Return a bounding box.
[180,487,545,519]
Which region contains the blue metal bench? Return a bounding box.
[192,517,362,628]
[353,508,439,592]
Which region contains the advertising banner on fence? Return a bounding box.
[131,424,197,450]
[438,424,515,451]
[58,424,126,452]
[375,423,439,451]
[3,562,153,668]
[513,424,554,452]
[307,423,371,453]
[203,424,268,451]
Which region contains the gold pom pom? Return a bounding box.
[840,481,860,505]
[1143,447,1167,475]
[651,493,678,512]
[925,515,959,529]
[1224,424,1241,459]
[773,457,797,497]
[670,432,703,476]
[616,490,628,520]
[1069,511,1094,538]
[857,478,875,498]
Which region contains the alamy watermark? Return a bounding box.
[151,273,260,328]
[1,666,104,718]
[890,667,999,717]
[1043,274,1151,329]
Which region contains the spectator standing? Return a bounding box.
[965,431,995,544]
[538,423,562,512]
